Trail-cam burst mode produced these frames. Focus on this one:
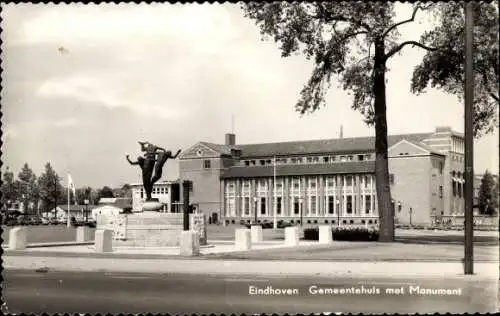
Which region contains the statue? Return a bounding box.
[126,141,181,201]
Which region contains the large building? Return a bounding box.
[178,126,466,225]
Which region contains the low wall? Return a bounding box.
[97,212,207,247]
[431,215,498,228]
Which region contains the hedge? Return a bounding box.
[303,226,379,242]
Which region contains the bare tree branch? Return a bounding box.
[381,4,431,39]
[384,41,438,61]
[315,3,373,32]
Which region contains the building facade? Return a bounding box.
[179,126,467,225]
[130,180,180,212]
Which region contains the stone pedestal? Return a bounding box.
[250,225,263,243]
[319,225,333,244]
[95,229,113,253]
[179,230,200,256]
[9,227,27,250]
[76,226,92,242]
[235,229,252,251]
[285,226,299,246]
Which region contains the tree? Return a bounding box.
[478,170,498,215]
[411,2,499,137]
[242,2,497,241]
[37,163,64,213]
[1,167,19,210]
[17,163,39,214]
[115,184,132,198]
[97,186,115,200]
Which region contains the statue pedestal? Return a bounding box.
[142,199,163,212]
[97,212,207,247]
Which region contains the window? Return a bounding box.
[345,176,353,187]
[140,188,144,199]
[363,175,370,188]
[203,160,211,169]
[243,197,250,216]
[244,160,250,166]
[293,197,300,215]
[323,156,329,163]
[365,195,371,214]
[358,155,364,161]
[452,180,456,196]
[310,196,317,215]
[266,159,272,164]
[260,197,266,215]
[326,177,335,188]
[439,162,443,174]
[306,157,313,163]
[457,182,462,198]
[260,160,266,165]
[340,156,347,162]
[276,197,282,215]
[328,196,334,214]
[462,182,465,197]
[331,156,336,162]
[346,196,353,214]
[439,186,443,198]
[389,174,395,185]
[292,178,300,190]
[312,157,319,163]
[309,179,317,189]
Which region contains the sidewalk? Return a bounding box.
[3,255,498,280]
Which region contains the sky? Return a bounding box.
[1,3,498,189]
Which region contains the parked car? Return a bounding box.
[5,218,18,226]
[49,218,59,225]
[16,216,31,226]
[30,217,42,225]
[41,217,50,225]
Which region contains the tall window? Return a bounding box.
[365,195,371,214]
[439,186,443,199]
[389,174,395,185]
[225,181,236,217]
[260,197,266,215]
[243,197,250,216]
[309,196,317,216]
[346,195,353,214]
[276,197,282,215]
[457,182,462,198]
[293,197,300,215]
[328,196,334,214]
[452,180,456,196]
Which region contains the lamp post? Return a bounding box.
[409,207,413,226]
[253,196,258,225]
[336,198,340,227]
[299,197,303,227]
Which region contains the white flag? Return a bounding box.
[68,173,76,197]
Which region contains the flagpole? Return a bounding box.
[67,176,71,227]
[273,156,277,229]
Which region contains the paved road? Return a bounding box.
[3,270,498,314]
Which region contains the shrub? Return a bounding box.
[302,226,379,241]
[303,227,319,240]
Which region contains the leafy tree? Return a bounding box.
[97,186,115,200]
[17,163,39,214]
[115,183,132,198]
[478,170,498,215]
[1,167,19,210]
[242,2,497,241]
[37,163,64,213]
[411,2,499,137]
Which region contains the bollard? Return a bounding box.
[319,225,333,244]
[235,228,252,251]
[9,227,27,250]
[285,226,299,246]
[179,230,200,256]
[250,225,263,243]
[76,226,91,242]
[95,229,113,253]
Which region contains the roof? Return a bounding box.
[196,133,434,158]
[220,161,375,179]
[56,204,96,212]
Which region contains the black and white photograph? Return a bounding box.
[1,1,499,314]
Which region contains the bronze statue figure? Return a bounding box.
[126,142,181,201]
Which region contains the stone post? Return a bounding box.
[285,226,299,246]
[319,225,333,244]
[76,226,91,242]
[9,227,27,250]
[235,228,252,251]
[95,229,113,253]
[250,225,263,243]
[179,230,200,256]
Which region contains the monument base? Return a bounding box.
[142,199,163,212]
[97,211,207,247]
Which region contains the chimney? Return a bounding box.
[339,125,343,139]
[225,133,236,146]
